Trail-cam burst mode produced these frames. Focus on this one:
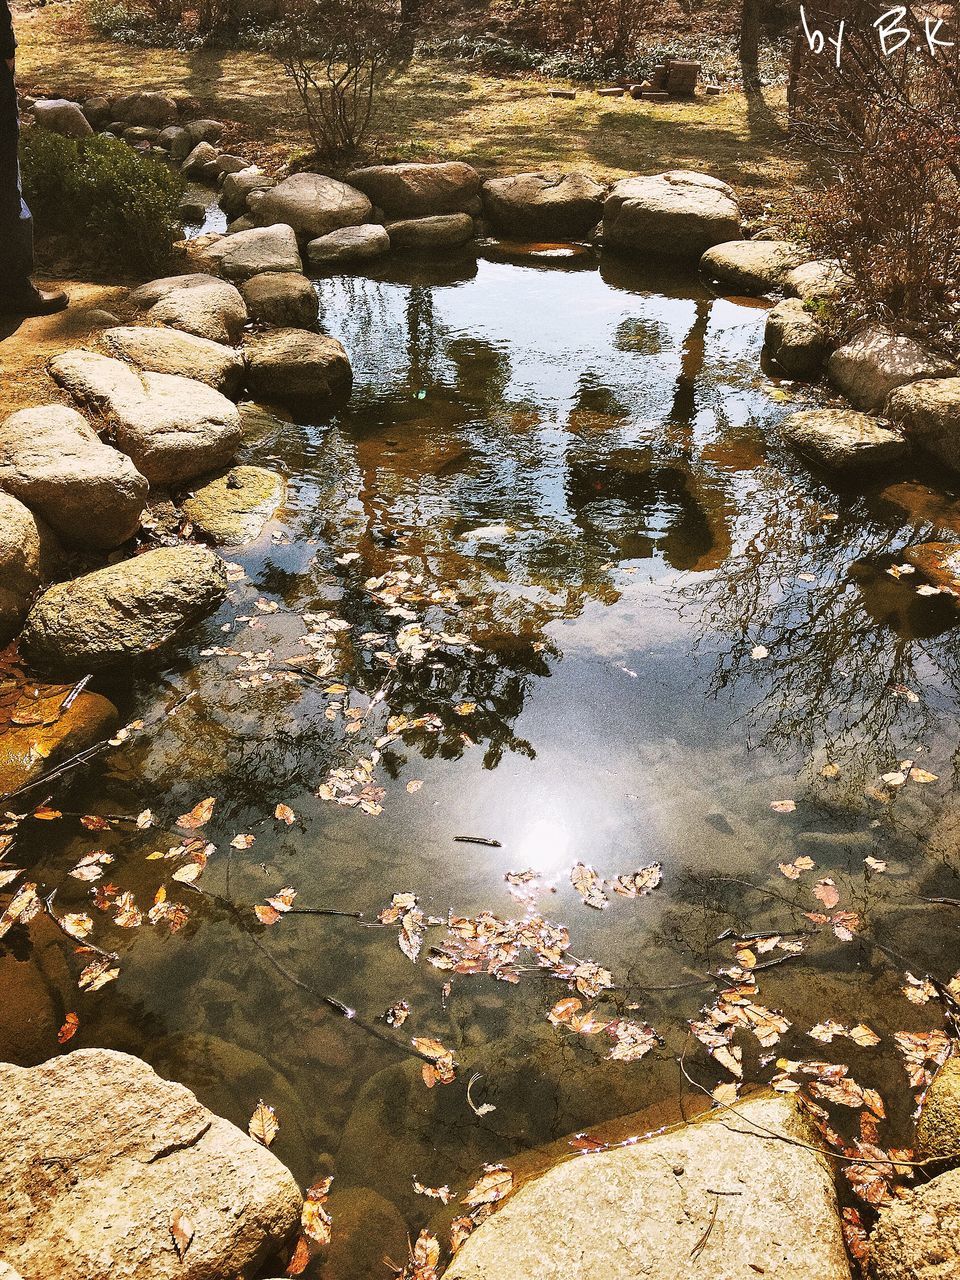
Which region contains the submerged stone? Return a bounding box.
[903,541,960,597]
[181,465,286,545]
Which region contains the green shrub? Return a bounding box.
[20,130,185,274]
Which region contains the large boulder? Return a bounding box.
[22,546,228,671]
[184,118,224,146]
[112,90,178,128]
[220,167,276,219]
[306,224,391,267]
[244,329,351,403]
[0,493,54,646]
[916,1057,960,1162]
[131,273,249,346]
[444,1095,850,1280]
[181,465,287,544]
[346,161,480,218]
[198,225,303,282]
[33,99,93,139]
[481,171,606,239]
[82,94,115,128]
[780,408,908,474]
[385,213,475,250]
[603,170,742,258]
[764,297,828,379]
[240,271,318,328]
[870,1167,960,1280]
[103,326,245,398]
[49,350,242,487]
[827,325,956,411]
[0,405,147,549]
[700,239,806,295]
[181,140,218,179]
[0,1049,300,1280]
[885,377,960,472]
[247,173,372,240]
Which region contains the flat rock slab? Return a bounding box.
[482,171,606,239]
[240,272,318,328]
[248,173,372,239]
[0,1049,301,1280]
[199,224,303,282]
[603,170,742,258]
[22,545,228,672]
[827,325,956,411]
[764,298,827,379]
[444,1095,851,1280]
[386,213,475,250]
[307,224,391,266]
[903,541,960,597]
[181,465,287,544]
[346,161,481,218]
[885,376,960,472]
[131,273,249,346]
[780,409,908,474]
[701,239,806,295]
[50,349,242,486]
[103,326,245,398]
[0,404,147,549]
[244,329,352,404]
[871,1166,960,1280]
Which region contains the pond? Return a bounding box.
[8,244,960,1273]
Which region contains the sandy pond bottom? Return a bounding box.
[6,246,960,1273]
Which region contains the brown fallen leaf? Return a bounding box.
[230,833,255,849]
[78,956,120,991]
[170,1210,194,1261]
[610,863,662,897]
[57,1012,79,1044]
[274,803,296,825]
[462,1164,514,1209]
[301,1176,333,1246]
[813,878,840,910]
[254,886,297,926]
[385,1000,410,1027]
[413,1179,454,1203]
[248,1100,279,1147]
[32,806,62,821]
[771,800,797,814]
[571,862,608,910]
[406,780,423,794]
[176,797,216,830]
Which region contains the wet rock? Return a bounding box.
[701,238,806,295]
[903,541,960,597]
[248,173,372,240]
[49,350,242,486]
[386,213,475,250]
[885,377,960,472]
[870,1166,960,1279]
[444,1095,850,1280]
[221,167,276,219]
[0,1048,301,1280]
[244,329,351,404]
[104,325,245,398]
[177,187,208,222]
[306,224,391,266]
[346,161,480,218]
[316,1187,408,1280]
[783,258,849,302]
[827,325,956,411]
[0,494,56,646]
[764,297,828,379]
[603,170,742,258]
[879,482,960,536]
[241,271,318,328]
[182,140,218,178]
[33,99,93,139]
[238,400,293,440]
[780,408,908,474]
[22,545,228,672]
[181,465,286,544]
[199,225,303,282]
[130,273,249,348]
[185,117,223,145]
[481,171,606,239]
[0,678,118,797]
[113,90,178,127]
[0,404,147,549]
[916,1058,960,1162]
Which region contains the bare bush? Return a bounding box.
[492,0,656,63]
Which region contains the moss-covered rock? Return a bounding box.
[181,466,286,546]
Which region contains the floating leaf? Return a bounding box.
[813,878,840,910]
[301,1176,333,1246]
[462,1164,513,1208]
[274,803,296,825]
[248,1100,279,1147]
[610,864,662,897]
[230,833,255,849]
[414,1179,454,1203]
[57,1012,79,1044]
[176,797,216,830]
[771,800,796,814]
[570,862,608,910]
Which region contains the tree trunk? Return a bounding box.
[740,0,761,93]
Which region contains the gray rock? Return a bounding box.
[157,124,189,156]
[346,161,480,217]
[113,90,178,128]
[182,140,218,178]
[764,297,828,378]
[132,273,249,345]
[81,94,114,128]
[123,125,159,146]
[783,258,849,302]
[181,465,287,544]
[49,349,242,486]
[244,329,351,403]
[827,325,956,411]
[885,377,960,472]
[241,271,318,328]
[228,215,256,234]
[780,408,908,474]
[177,188,208,222]
[870,1166,960,1279]
[248,172,372,239]
[184,118,224,145]
[481,172,606,239]
[603,170,742,258]
[103,326,245,397]
[216,154,247,176]
[444,1095,850,1280]
[84,309,121,329]
[0,404,147,548]
[0,493,50,646]
[220,167,276,219]
[916,1057,960,1162]
[306,223,391,266]
[23,547,228,671]
[198,224,303,282]
[33,99,93,139]
[385,213,475,250]
[0,1049,300,1280]
[701,239,807,295]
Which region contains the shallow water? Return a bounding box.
[9,245,960,1273]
